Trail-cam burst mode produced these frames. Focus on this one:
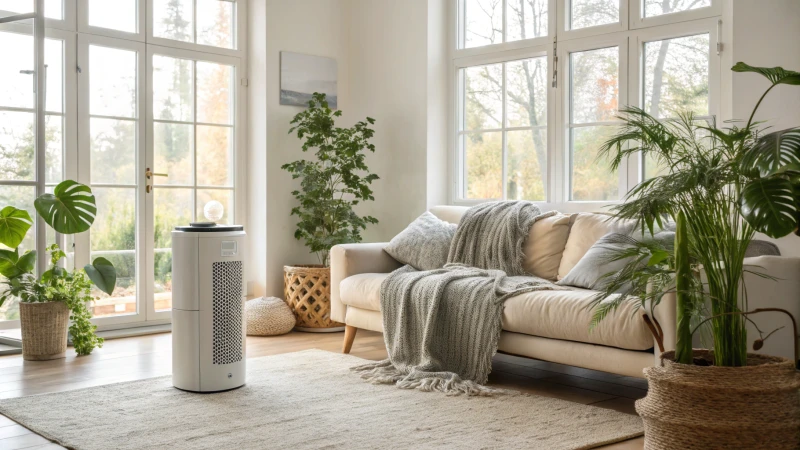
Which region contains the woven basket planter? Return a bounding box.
[20,301,70,361]
[637,350,800,449]
[283,265,344,332]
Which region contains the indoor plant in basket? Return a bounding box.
[591,63,800,449]
[0,180,116,360]
[282,93,379,332]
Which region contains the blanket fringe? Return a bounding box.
[351,360,514,397]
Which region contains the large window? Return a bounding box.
[454,0,720,203]
[0,0,246,329]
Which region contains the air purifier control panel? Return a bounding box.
[221,240,238,257]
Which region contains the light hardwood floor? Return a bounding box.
[0,331,646,449]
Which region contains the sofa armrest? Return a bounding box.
[330,243,403,323]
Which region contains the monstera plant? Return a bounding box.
[0,180,116,357]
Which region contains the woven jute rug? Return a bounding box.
[0,350,642,450]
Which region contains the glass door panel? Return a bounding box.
[149,51,235,315]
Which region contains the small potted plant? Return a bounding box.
[282,93,379,332]
[591,63,800,448]
[0,180,116,360]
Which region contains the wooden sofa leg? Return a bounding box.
[342,326,358,354]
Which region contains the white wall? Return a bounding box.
[729,0,800,257]
[248,0,352,297]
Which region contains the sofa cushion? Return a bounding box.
[557,213,635,280]
[502,288,654,351]
[523,213,573,281]
[339,272,653,351]
[384,212,457,271]
[339,273,389,311]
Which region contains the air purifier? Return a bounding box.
[171,224,247,393]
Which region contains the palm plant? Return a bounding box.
[591,63,800,367]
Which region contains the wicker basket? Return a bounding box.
[637,350,800,449]
[20,301,70,361]
[283,265,344,332]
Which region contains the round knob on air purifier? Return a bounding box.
[204,201,224,223]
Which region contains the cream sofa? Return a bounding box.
[331,206,800,378]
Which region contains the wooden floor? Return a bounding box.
[0,330,645,449]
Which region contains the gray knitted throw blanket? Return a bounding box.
[352,201,563,396]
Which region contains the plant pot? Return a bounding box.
[19,301,70,361]
[637,350,800,449]
[283,265,344,333]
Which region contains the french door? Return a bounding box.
[74,37,240,329]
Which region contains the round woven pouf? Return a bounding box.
[245,297,296,336]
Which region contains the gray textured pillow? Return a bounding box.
[384,212,457,271]
[557,231,675,291]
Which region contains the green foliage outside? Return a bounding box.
[590,63,800,368]
[283,93,379,267]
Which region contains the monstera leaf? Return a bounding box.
[732,62,800,86]
[84,257,116,296]
[741,128,800,177]
[34,180,97,235]
[740,177,799,238]
[0,249,37,279]
[0,207,33,249]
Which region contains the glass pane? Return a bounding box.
[507,0,548,42]
[0,31,34,110]
[464,132,502,199]
[570,46,619,124]
[506,57,547,128]
[45,114,63,184]
[154,122,193,185]
[0,111,35,181]
[644,34,710,119]
[90,188,136,318]
[644,152,669,180]
[153,0,193,43]
[507,128,547,201]
[197,61,233,125]
[88,0,137,33]
[45,0,61,19]
[197,0,234,49]
[0,185,35,322]
[571,126,618,201]
[90,45,137,118]
[645,0,711,17]
[154,188,192,312]
[464,0,503,48]
[464,64,502,130]
[197,125,233,187]
[571,0,619,30]
[45,38,63,113]
[90,118,136,185]
[153,55,193,122]
[197,189,233,224]
[0,185,35,252]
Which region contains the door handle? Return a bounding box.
[146,168,168,193]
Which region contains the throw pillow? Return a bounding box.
[557,213,636,280]
[522,213,573,281]
[385,211,458,271]
[557,231,675,291]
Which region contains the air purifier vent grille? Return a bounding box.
[211,261,243,365]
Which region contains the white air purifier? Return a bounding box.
[171,224,247,393]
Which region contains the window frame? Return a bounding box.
[145,0,246,58]
[451,0,722,207]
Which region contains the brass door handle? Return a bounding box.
[145,168,168,180]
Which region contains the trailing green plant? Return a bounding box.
[0,180,116,356]
[590,62,800,367]
[283,92,379,266]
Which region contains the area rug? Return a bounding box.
[0,350,642,450]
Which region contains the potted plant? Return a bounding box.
[282,93,379,332]
[0,180,116,360]
[592,63,800,448]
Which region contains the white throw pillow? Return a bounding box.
[384,212,458,271]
